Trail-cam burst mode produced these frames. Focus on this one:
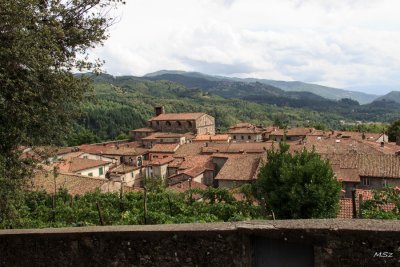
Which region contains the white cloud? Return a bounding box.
[90,0,400,94]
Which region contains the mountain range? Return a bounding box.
[144,70,380,104]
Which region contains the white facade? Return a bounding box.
[76,165,110,178]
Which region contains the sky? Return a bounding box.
[91,0,400,95]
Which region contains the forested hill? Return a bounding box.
[66,73,400,144]
[144,70,379,104]
[375,91,400,104]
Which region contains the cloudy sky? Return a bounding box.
[92,0,400,94]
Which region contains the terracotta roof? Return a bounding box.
[80,143,147,156]
[168,155,215,178]
[149,112,206,121]
[214,154,262,181]
[202,142,274,154]
[109,163,140,174]
[338,199,353,219]
[174,143,205,157]
[56,158,111,173]
[269,127,314,136]
[168,180,208,192]
[194,134,230,141]
[146,157,174,166]
[141,132,185,140]
[148,143,180,153]
[61,151,85,160]
[228,123,265,134]
[32,171,107,196]
[332,164,360,182]
[324,154,400,179]
[338,190,396,219]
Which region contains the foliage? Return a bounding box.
[65,126,101,146]
[388,120,400,142]
[340,123,388,134]
[0,0,123,227]
[2,188,265,229]
[254,143,341,219]
[361,187,400,219]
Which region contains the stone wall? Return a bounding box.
[1,220,400,266]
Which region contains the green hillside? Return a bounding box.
[375,91,400,104]
[67,74,400,144]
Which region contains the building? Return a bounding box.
[56,158,112,178]
[269,127,315,142]
[144,157,174,180]
[148,143,180,160]
[148,106,215,135]
[141,132,187,148]
[129,127,157,141]
[193,134,231,143]
[213,154,263,188]
[228,123,265,142]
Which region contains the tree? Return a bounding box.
[0,0,123,227]
[254,142,341,219]
[388,120,400,142]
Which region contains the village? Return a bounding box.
[26,106,400,219]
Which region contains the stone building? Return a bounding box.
[148,107,215,135]
[228,123,265,142]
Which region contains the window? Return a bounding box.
[362,177,370,186]
[153,155,158,159]
[233,136,236,140]
[99,167,103,175]
[248,135,251,140]
[241,135,244,140]
[177,121,182,126]
[88,172,93,177]
[131,172,134,178]
[187,121,193,127]
[83,155,88,159]
[166,121,171,126]
[156,121,159,126]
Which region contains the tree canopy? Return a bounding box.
[254,143,341,219]
[388,120,400,142]
[0,0,123,226]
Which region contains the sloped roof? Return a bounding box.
[194,134,230,141]
[56,158,111,173]
[168,180,208,192]
[270,127,314,136]
[148,143,180,153]
[33,171,107,196]
[141,132,185,140]
[324,153,400,179]
[202,142,274,154]
[214,154,262,181]
[149,112,206,121]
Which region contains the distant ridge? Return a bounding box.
[144,70,379,104]
[375,91,400,104]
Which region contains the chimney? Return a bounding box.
[155,106,165,116]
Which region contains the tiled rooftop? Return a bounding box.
[149,112,206,121]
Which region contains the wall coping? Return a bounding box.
[1,219,400,236]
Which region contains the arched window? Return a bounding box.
[187,121,193,127]
[177,121,182,126]
[166,121,171,126]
